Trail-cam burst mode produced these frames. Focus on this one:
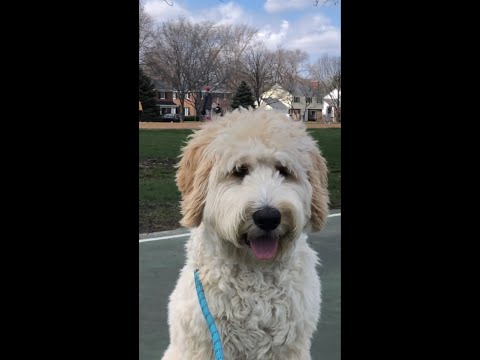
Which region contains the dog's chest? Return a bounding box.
[206,269,301,356]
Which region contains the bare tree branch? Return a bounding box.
[139,4,155,66]
[308,54,341,122]
[296,78,318,121]
[238,43,275,107]
[145,18,257,121]
[272,48,309,114]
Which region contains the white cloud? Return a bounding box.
[145,1,252,27]
[256,15,340,59]
[214,2,250,25]
[264,0,320,13]
[192,2,253,27]
[311,13,332,27]
[291,14,340,58]
[290,30,341,57]
[143,1,340,61]
[257,20,290,49]
[144,0,190,24]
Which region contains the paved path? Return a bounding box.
[139,211,341,360]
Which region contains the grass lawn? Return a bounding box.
[139,128,341,234]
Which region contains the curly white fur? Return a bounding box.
[161,107,329,360]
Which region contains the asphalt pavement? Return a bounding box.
[139,211,341,360]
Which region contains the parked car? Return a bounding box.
[159,113,180,122]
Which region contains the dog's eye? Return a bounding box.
[233,165,249,179]
[276,165,291,178]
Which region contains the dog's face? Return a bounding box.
[176,108,329,262]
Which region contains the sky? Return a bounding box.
[143,0,341,63]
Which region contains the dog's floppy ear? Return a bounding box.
[176,131,213,228]
[308,146,330,232]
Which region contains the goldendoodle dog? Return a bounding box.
[161,107,329,360]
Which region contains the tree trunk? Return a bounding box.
[179,97,185,123]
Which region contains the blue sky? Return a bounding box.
[144,0,341,63]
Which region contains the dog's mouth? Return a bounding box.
[243,234,279,260]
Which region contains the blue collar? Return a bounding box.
[194,270,225,360]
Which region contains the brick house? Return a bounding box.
[153,80,231,117]
[153,80,179,115]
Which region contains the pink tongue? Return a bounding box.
[249,237,279,260]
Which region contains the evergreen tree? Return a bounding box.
[231,81,255,109]
[139,67,157,110]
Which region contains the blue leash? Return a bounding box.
[194,270,225,360]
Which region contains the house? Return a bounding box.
[258,84,291,114]
[259,82,324,122]
[153,80,179,115]
[153,80,232,117]
[322,89,341,122]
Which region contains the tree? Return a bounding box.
[145,18,238,122]
[231,81,255,109]
[146,18,208,122]
[139,67,157,119]
[270,48,309,114]
[216,24,258,96]
[308,54,341,122]
[189,23,257,117]
[239,43,275,107]
[139,67,157,115]
[296,78,319,121]
[139,3,154,66]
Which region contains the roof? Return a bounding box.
[324,89,341,100]
[153,80,173,91]
[263,98,289,112]
[270,82,322,97]
[155,100,177,107]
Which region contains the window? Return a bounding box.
[173,92,177,100]
[184,107,190,116]
[293,96,300,103]
[159,91,166,99]
[186,92,190,100]
[316,97,323,104]
[306,97,312,103]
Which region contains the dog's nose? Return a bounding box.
[253,207,281,231]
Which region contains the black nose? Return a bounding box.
[253,207,281,231]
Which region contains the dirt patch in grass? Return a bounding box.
[139,158,178,169]
[139,201,182,234]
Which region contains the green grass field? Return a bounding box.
[139,128,341,234]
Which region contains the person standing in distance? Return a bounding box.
[201,85,213,121]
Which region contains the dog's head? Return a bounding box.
[176,107,329,261]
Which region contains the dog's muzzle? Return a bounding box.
[244,207,282,260]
